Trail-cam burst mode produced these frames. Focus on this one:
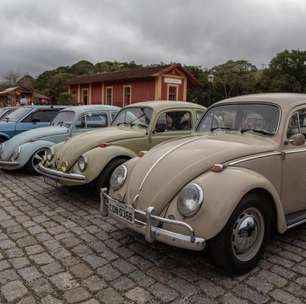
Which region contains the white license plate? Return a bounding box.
[44,176,58,187]
[108,198,135,224]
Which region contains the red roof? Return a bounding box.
[67,64,202,87]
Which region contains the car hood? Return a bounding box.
[54,126,146,166]
[126,133,277,214]
[0,126,68,160]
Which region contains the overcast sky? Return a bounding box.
[1,0,306,78]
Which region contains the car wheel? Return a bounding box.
[208,193,272,275]
[26,148,47,174]
[96,157,129,192]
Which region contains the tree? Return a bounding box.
[209,60,258,102]
[3,71,21,86]
[264,50,306,92]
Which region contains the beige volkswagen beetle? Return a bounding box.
[101,93,306,274]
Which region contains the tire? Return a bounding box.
[25,148,47,174]
[208,192,272,275]
[95,157,129,192]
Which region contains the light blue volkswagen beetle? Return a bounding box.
[0,105,120,173]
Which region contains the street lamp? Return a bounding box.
[207,73,214,107]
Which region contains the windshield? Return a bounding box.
[196,103,280,136]
[112,107,153,128]
[51,111,75,128]
[5,107,32,121]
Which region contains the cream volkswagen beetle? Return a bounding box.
[101,93,306,274]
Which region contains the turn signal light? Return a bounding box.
[99,144,108,148]
[211,164,224,172]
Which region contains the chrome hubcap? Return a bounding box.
[231,207,264,262]
[32,150,46,167]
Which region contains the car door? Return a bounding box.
[15,109,58,135]
[150,110,193,147]
[281,107,306,214]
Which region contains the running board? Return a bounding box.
[286,210,306,229]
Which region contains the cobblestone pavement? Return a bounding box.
[0,170,305,304]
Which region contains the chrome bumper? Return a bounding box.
[37,163,86,184]
[0,159,19,170]
[100,189,205,251]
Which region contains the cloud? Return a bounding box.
[0,0,306,77]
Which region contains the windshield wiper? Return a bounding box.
[210,127,234,132]
[240,128,274,136]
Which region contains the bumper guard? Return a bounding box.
[0,160,19,170]
[100,188,205,251]
[37,163,86,183]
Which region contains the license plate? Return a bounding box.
[108,198,135,224]
[44,176,58,187]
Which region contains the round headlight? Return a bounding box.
[78,155,88,172]
[110,165,128,190]
[46,148,54,162]
[177,183,203,218]
[11,146,21,161]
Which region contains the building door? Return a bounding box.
[105,87,113,105]
[81,89,89,105]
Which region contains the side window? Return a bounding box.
[23,110,58,123]
[75,116,86,128]
[86,113,108,128]
[155,111,192,132]
[287,109,306,138]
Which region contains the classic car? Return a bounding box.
[0,105,64,143]
[0,107,15,120]
[101,93,306,274]
[0,105,119,173]
[38,101,206,189]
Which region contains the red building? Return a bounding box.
[67,64,202,106]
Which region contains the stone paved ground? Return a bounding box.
[0,170,305,304]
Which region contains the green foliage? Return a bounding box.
[58,92,74,105]
[1,49,306,105]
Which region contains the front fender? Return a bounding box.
[71,145,137,183]
[18,140,55,167]
[0,132,10,140]
[164,167,286,240]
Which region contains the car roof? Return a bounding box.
[60,105,120,113]
[21,105,65,109]
[124,101,206,111]
[215,93,306,110]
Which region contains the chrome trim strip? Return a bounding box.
[37,163,85,182]
[138,137,202,192]
[287,219,306,229]
[283,148,306,155]
[227,151,281,166]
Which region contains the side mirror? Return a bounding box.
[32,118,40,124]
[288,133,305,146]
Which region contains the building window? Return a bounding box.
[168,85,178,101]
[123,85,131,106]
[81,89,89,105]
[106,87,113,105]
